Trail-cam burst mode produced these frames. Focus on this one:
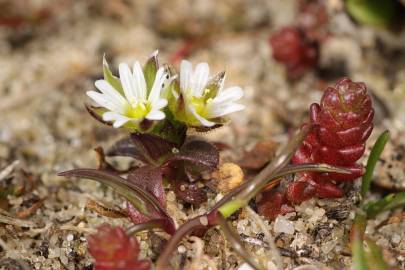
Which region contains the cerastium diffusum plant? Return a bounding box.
[59,51,377,270]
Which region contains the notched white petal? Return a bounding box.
[212,86,244,104]
[145,110,165,120]
[95,80,127,106]
[180,60,192,91]
[133,61,147,100]
[154,99,168,110]
[192,62,210,97]
[119,63,137,101]
[103,112,131,128]
[148,67,166,104]
[87,91,121,112]
[207,103,245,118]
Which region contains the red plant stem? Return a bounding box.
[156,215,211,270]
[126,219,170,236]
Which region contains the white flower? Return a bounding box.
[87,61,168,128]
[176,60,245,127]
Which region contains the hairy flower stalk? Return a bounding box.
[87,52,169,129]
[169,60,245,127]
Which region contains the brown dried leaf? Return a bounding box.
[86,198,128,218]
[16,199,45,219]
[238,140,278,170]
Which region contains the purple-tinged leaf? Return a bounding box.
[107,137,147,163]
[173,179,207,206]
[184,162,201,182]
[59,169,176,234]
[167,139,219,170]
[131,133,176,162]
[128,166,166,208]
[58,169,164,218]
[127,201,155,225]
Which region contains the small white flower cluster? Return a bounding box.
[87,51,244,129]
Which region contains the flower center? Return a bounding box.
[125,100,150,119]
[187,88,214,117]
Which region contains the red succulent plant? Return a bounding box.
[258,78,374,219]
[87,225,150,270]
[269,26,318,79]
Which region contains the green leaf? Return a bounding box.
[365,239,389,270]
[361,130,390,197]
[352,213,368,270]
[364,192,405,219]
[103,55,124,96]
[143,50,159,92]
[346,0,395,27]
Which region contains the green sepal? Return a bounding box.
[204,71,225,101]
[103,55,124,96]
[143,50,159,93]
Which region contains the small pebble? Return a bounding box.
[391,234,401,244]
[274,216,294,235]
[178,245,186,254]
[66,234,74,242]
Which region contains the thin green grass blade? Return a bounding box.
[352,213,369,270]
[361,130,390,197]
[365,239,389,270]
[364,191,405,219]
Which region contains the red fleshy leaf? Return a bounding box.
[257,191,294,220]
[269,26,318,78]
[288,78,373,203]
[87,224,150,270]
